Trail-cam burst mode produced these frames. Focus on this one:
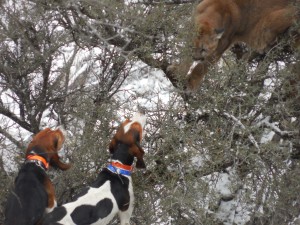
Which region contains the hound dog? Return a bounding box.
[4,128,71,225]
[42,112,147,225]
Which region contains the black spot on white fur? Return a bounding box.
[91,169,130,211]
[70,198,113,224]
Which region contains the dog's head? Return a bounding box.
[109,112,147,168]
[26,128,71,170]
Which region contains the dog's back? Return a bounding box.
[5,163,48,225]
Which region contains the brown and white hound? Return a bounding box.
[42,112,146,225]
[4,128,71,225]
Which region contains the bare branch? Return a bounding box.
[214,109,261,152]
[0,126,25,150]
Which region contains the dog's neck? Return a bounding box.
[108,142,135,176]
[111,142,135,166]
[25,147,50,171]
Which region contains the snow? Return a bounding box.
[116,61,174,111]
[217,195,251,225]
[260,129,275,144]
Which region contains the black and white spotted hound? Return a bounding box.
[42,112,147,225]
[4,128,71,225]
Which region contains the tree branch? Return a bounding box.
[0,126,25,150]
[214,109,261,152]
[0,107,32,132]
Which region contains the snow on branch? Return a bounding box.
[254,116,298,138]
[214,109,260,152]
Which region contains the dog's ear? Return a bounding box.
[50,154,71,170]
[126,122,146,169]
[136,156,146,169]
[131,145,146,169]
[49,129,71,170]
[52,129,65,151]
[136,159,146,168]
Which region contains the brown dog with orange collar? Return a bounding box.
[4,128,71,225]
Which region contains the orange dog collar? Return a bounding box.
[26,155,49,170]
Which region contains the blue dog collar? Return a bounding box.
[107,164,132,176]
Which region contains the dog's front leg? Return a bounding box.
[118,210,132,225]
[118,199,134,225]
[44,178,57,212]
